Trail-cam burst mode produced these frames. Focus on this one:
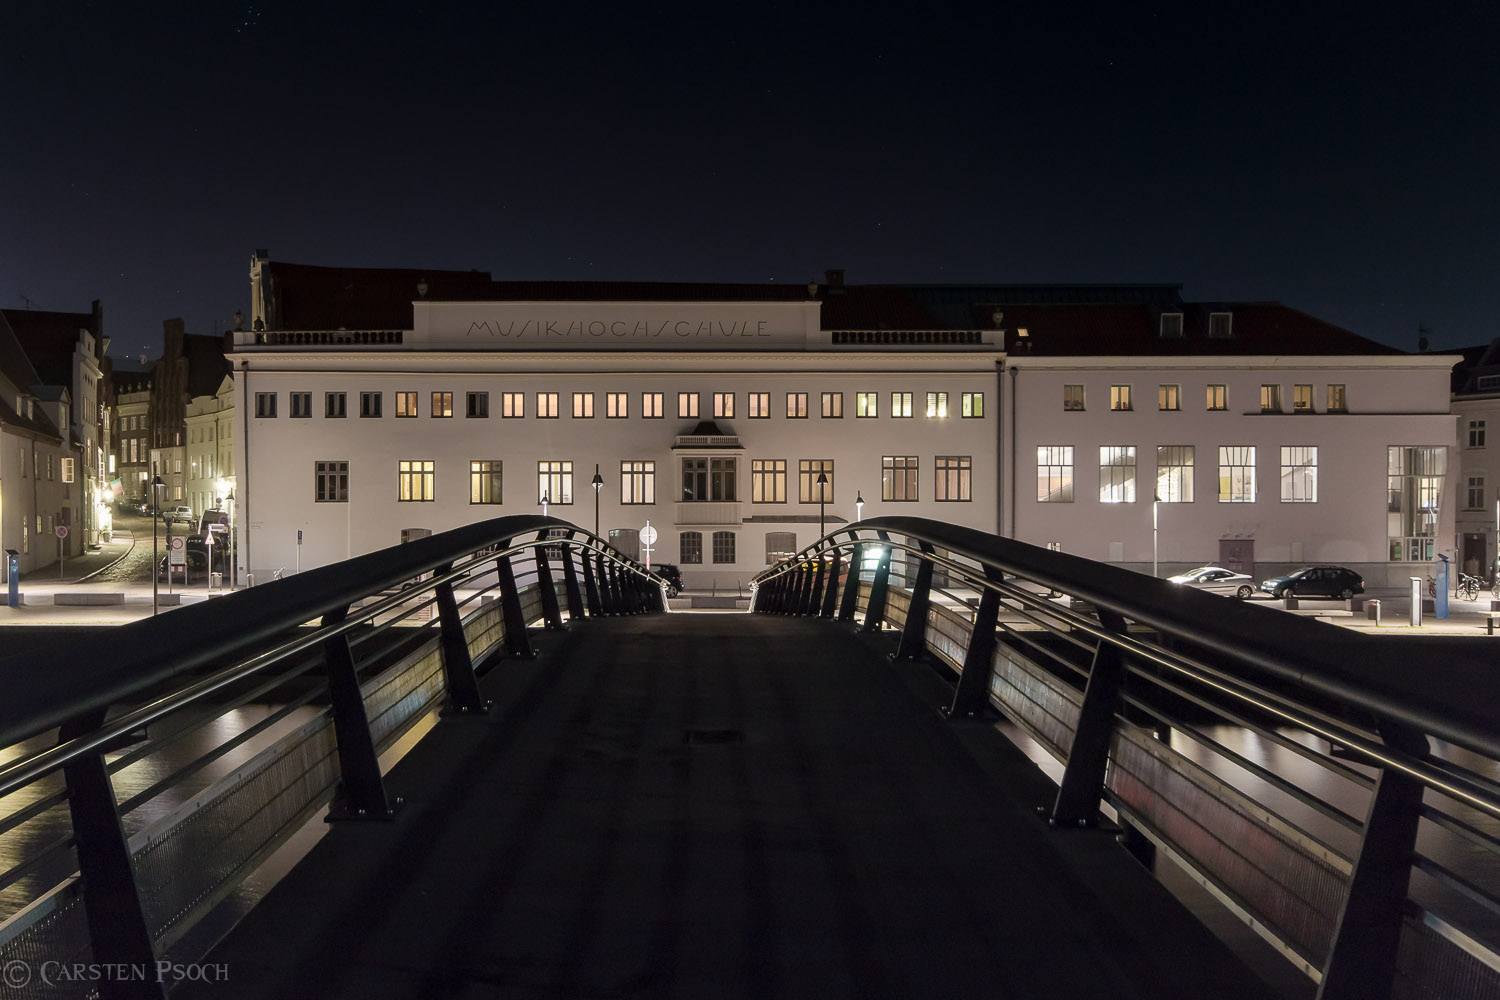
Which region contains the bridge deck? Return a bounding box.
[180,614,1277,999]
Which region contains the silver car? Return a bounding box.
[1168,565,1255,599]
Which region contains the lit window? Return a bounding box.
[621,460,655,504]
[1155,446,1194,503]
[642,392,664,418]
[925,392,948,418]
[748,392,771,418]
[1206,385,1226,411]
[572,392,594,418]
[501,392,525,418]
[325,392,346,418]
[1158,385,1180,411]
[1110,386,1131,411]
[606,392,628,418]
[395,392,418,418]
[786,392,808,418]
[1280,446,1317,502]
[891,392,913,418]
[289,392,312,418]
[470,460,502,504]
[1218,446,1257,502]
[751,459,787,503]
[822,392,843,418]
[1292,384,1313,412]
[856,392,878,417]
[961,393,983,418]
[798,459,834,503]
[1063,385,1085,411]
[1099,446,1136,503]
[467,392,489,418]
[1037,447,1073,502]
[360,392,382,418]
[398,459,434,501]
[1327,384,1347,412]
[431,392,453,418]
[537,393,559,418]
[936,456,971,501]
[713,392,735,418]
[1259,385,1282,413]
[1388,447,1446,560]
[316,461,348,502]
[538,460,573,503]
[678,392,699,418]
[680,531,703,564]
[881,456,917,501]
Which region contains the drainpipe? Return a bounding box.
[1009,366,1018,538]
[240,360,250,585]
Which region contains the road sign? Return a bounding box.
[640,524,658,546]
[54,525,68,539]
[169,535,186,565]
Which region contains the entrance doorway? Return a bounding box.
[1219,539,1255,580]
[1461,532,1487,581]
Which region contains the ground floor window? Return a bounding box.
[935,456,971,501]
[1389,445,1445,560]
[680,531,702,564]
[712,530,736,564]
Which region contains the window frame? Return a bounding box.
[935,455,972,502]
[751,459,787,503]
[1063,385,1085,412]
[395,391,418,418]
[713,392,735,419]
[397,459,435,502]
[1109,385,1132,411]
[881,455,918,502]
[431,391,454,418]
[620,460,656,504]
[289,391,312,419]
[961,393,984,418]
[786,392,808,419]
[606,392,629,418]
[855,392,878,418]
[466,392,489,418]
[1206,384,1227,411]
[501,392,525,418]
[359,391,382,418]
[678,392,699,419]
[891,392,913,418]
[572,392,594,419]
[1157,385,1180,412]
[537,392,560,419]
[1037,446,1074,503]
[315,460,349,503]
[470,460,503,504]
[325,392,347,419]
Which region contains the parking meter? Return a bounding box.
[5,550,18,607]
[1436,554,1450,619]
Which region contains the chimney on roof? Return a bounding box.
[825,269,846,293]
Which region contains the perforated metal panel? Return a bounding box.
[987,643,1080,763]
[0,880,93,1000]
[1394,913,1500,1000]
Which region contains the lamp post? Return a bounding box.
[591,464,604,535]
[151,473,164,616]
[541,490,550,519]
[226,487,236,590]
[816,472,829,538]
[855,490,865,523]
[1153,493,1161,577]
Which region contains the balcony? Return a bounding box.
[674,501,742,527]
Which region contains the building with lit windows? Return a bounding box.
[233,258,1459,590]
[1450,342,1500,581]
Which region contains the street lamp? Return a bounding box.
[226,488,236,590]
[591,464,604,535]
[855,490,865,523]
[151,473,164,616]
[541,490,550,519]
[816,472,829,538]
[1153,493,1161,577]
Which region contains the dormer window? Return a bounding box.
[1160,313,1184,338]
[1208,312,1233,338]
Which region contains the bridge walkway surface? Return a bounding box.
[178,613,1277,1000]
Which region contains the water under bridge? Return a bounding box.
[1,516,1498,1000]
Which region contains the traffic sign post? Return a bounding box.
[641,521,657,569]
[168,534,186,593]
[55,524,68,580]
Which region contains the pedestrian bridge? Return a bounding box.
[1,516,1498,1000]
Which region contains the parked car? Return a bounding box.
[652,563,683,597]
[166,505,194,525]
[1167,565,1255,599]
[157,536,227,582]
[1257,566,1365,600]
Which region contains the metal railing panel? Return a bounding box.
[985,641,1081,765]
[1106,723,1353,969]
[926,602,972,672]
[884,588,910,631]
[364,641,445,757]
[1394,911,1500,1000]
[0,879,92,1000]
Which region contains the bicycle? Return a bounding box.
[1458,572,1483,602]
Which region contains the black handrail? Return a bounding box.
[0,515,658,748]
[753,516,1500,763]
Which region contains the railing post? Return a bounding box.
[1051,608,1130,826]
[533,533,565,630]
[59,710,165,1000]
[320,604,400,818]
[819,550,842,618]
[560,541,585,621]
[432,571,491,716]
[892,542,936,660]
[947,569,1003,719]
[1317,721,1429,1000]
[861,532,893,632]
[581,547,602,616]
[597,554,616,615]
[494,552,536,658]
[837,542,864,622]
[807,553,828,615]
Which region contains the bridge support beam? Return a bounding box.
[494,554,536,658]
[861,533,893,632]
[533,534,565,630]
[581,549,602,616]
[1317,721,1429,1000]
[434,573,490,715]
[819,550,842,618]
[60,710,165,1000]
[560,541,585,621]
[837,542,864,622]
[320,605,399,819]
[807,555,827,615]
[892,542,935,660]
[1051,607,1129,827]
[947,570,1003,719]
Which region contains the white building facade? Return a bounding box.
[184,375,235,518]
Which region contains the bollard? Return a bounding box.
[1366,599,1380,625]
[1409,577,1423,628]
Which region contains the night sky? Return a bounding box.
[4,2,1497,359]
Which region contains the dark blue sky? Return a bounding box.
[4,2,1497,358]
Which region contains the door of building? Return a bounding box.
[1461,532,1487,580]
[1219,539,1255,580]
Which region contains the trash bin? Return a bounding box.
[1366,599,1380,624]
[210,572,223,590]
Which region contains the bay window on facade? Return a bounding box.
[1388,446,1445,560]
[1099,446,1136,503]
[1037,446,1073,502]
[681,457,736,501]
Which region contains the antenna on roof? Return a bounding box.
[1418,323,1432,353]
[18,292,36,310]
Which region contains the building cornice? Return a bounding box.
[1003,354,1461,371]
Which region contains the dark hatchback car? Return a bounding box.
[651,564,683,597]
[1257,566,1365,599]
